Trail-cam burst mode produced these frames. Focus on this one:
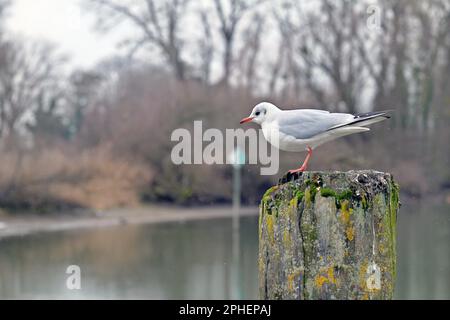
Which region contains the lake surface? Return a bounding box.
[0,202,448,299]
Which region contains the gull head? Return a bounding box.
[240,102,280,125]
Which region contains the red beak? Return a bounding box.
[240,117,254,124]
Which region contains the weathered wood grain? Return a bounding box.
[259,170,399,300]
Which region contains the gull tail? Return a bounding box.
[327,110,392,131]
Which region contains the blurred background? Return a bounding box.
[0,0,449,299]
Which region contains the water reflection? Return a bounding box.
[395,203,450,299]
[0,216,259,299]
[0,202,448,299]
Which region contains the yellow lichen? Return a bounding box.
[327,267,337,284]
[340,200,355,243]
[283,230,291,247]
[287,269,302,293]
[289,197,297,208]
[359,259,370,293]
[315,275,328,288]
[305,187,311,204]
[346,225,355,241]
[258,255,264,275]
[340,200,353,224]
[287,274,294,292]
[315,266,337,288]
[266,214,274,243]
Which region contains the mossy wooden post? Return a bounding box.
[259,170,399,300]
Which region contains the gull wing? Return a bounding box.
[276,109,354,139]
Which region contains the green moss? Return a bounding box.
[266,214,274,243]
[337,189,353,201]
[295,190,305,202]
[320,187,353,208]
[390,182,399,211]
[261,185,282,214]
[289,190,304,209]
[361,193,368,210]
[310,187,318,201]
[320,187,336,197]
[262,185,279,201]
[305,187,317,205]
[389,181,400,280]
[375,187,398,298]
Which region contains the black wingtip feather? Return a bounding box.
[325,110,392,132]
[353,110,394,119]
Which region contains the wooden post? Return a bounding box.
[258,170,399,300]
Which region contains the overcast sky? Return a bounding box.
[6,0,123,69]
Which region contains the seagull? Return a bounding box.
[240,102,391,173]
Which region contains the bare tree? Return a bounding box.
[272,2,310,103]
[25,91,69,146]
[356,0,450,131]
[212,0,261,86]
[0,40,65,143]
[300,0,369,113]
[237,12,265,92]
[67,70,104,136]
[197,9,214,84]
[87,0,190,81]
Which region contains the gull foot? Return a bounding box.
[288,167,306,174]
[280,169,305,184]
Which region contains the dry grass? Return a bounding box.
[0,145,152,211]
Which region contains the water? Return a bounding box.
[0,216,259,299]
[0,202,448,299]
[395,202,450,299]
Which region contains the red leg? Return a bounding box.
[289,147,313,174]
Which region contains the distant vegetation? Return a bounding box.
[0,0,449,211]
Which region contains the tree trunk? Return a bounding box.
[259,170,399,300]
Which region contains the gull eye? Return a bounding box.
[255,111,260,116]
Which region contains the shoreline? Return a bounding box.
[0,205,259,239]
